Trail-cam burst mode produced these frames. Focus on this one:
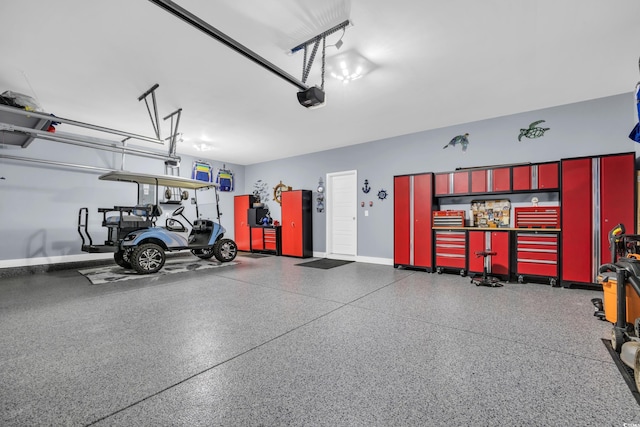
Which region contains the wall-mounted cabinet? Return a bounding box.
[491,167,511,192]
[434,161,559,197]
[470,170,487,193]
[512,162,559,192]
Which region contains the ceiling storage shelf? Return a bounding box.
[0,105,51,148]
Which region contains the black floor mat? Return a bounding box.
[238,253,271,258]
[295,259,354,269]
[602,338,640,405]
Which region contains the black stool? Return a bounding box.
[470,250,503,287]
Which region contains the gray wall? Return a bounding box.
[244,93,638,260]
[1,92,637,265]
[0,141,243,264]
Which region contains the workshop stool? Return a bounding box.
[470,250,503,287]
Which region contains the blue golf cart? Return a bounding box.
[78,171,237,274]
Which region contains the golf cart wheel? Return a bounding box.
[191,247,215,259]
[114,249,133,269]
[214,238,237,262]
[131,243,166,274]
[611,328,625,353]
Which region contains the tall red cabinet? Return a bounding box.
[561,152,636,287]
[394,173,434,271]
[281,190,312,258]
[234,195,255,252]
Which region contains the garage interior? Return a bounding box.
[2,1,640,425]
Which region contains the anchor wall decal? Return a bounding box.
[362,179,371,194]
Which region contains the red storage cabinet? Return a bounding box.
[394,173,434,270]
[249,226,281,255]
[453,171,469,194]
[511,162,559,191]
[468,230,510,278]
[470,170,488,193]
[234,195,255,251]
[561,158,593,284]
[512,166,531,191]
[394,176,411,265]
[434,230,467,275]
[491,167,511,192]
[599,154,636,263]
[434,171,469,195]
[561,153,635,287]
[516,232,558,285]
[251,227,264,251]
[281,190,312,258]
[435,173,449,196]
[537,162,559,190]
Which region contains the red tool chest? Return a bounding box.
[432,210,465,227]
[434,230,467,274]
[516,232,559,285]
[514,207,560,229]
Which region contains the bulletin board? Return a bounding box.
[471,199,511,228]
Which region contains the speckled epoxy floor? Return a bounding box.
[1,253,639,426]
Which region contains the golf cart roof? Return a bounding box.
[99,171,219,190]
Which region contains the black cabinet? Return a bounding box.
[248,208,269,226]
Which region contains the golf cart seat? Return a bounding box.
[192,219,213,232]
[104,204,162,227]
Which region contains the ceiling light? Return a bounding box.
[326,50,375,85]
[193,143,214,152]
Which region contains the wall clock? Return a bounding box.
[273,181,292,205]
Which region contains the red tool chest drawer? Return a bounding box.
[264,228,277,251]
[516,232,559,284]
[432,210,465,227]
[514,207,560,229]
[435,230,467,270]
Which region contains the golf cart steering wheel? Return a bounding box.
[172,206,184,217]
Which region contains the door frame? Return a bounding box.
[325,170,357,260]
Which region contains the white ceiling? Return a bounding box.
[1,0,639,166]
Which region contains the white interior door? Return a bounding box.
[326,170,357,259]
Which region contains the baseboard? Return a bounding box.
[355,255,394,266]
[0,253,113,269]
[312,252,393,266]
